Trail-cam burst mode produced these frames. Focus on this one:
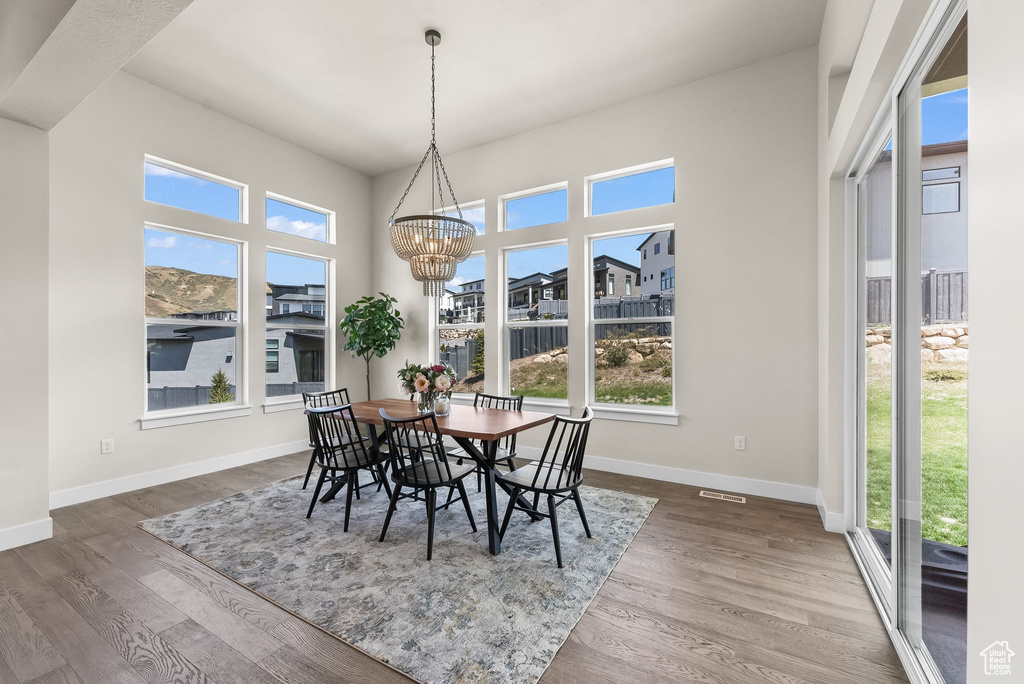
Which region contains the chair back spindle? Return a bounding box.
[303,389,352,447]
[530,407,593,490]
[307,404,369,470]
[380,409,458,486]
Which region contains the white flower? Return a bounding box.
[435,374,451,391]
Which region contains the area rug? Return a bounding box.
[140,476,656,684]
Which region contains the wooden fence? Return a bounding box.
[866,269,967,326]
[147,382,323,410]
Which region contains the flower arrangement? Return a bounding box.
[397,361,456,414]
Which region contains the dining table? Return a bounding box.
[320,397,555,555]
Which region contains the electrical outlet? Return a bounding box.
[100,438,115,455]
[734,436,746,451]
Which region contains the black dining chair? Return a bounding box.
[498,407,594,568]
[378,409,477,560]
[305,405,391,528]
[448,392,524,491]
[302,389,380,494]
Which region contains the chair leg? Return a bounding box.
[302,448,318,489]
[477,467,482,493]
[456,479,476,532]
[572,488,592,538]
[548,494,563,568]
[499,486,520,540]
[425,489,437,561]
[353,470,360,500]
[306,468,327,518]
[343,473,355,532]
[445,486,456,507]
[379,484,402,542]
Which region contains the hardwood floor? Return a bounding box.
[0,453,907,684]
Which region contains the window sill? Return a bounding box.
[140,404,252,430]
[521,398,572,416]
[263,398,305,414]
[589,405,678,425]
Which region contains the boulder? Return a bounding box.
[627,350,643,364]
[942,327,965,338]
[924,336,955,350]
[921,326,943,337]
[659,341,672,350]
[921,349,936,363]
[956,335,969,348]
[533,354,553,364]
[867,343,892,364]
[594,347,605,356]
[937,348,969,363]
[865,335,884,346]
[554,354,569,364]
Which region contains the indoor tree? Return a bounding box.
[339,292,404,400]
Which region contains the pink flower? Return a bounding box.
[434,374,451,391]
[431,364,446,373]
[413,375,430,393]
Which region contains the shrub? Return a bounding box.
[209,369,233,403]
[470,330,485,376]
[924,367,967,382]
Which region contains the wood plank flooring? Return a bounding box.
[0,452,907,683]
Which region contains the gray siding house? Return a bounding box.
[638,230,675,295]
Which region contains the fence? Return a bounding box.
[148,382,324,410]
[866,269,967,326]
[508,326,569,360]
[439,337,480,380]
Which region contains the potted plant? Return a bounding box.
[339,293,404,400]
[398,361,456,415]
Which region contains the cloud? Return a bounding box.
[145,164,198,181]
[146,235,178,248]
[267,215,327,241]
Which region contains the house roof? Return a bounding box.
[593,254,640,274]
[508,272,553,290]
[146,325,193,340]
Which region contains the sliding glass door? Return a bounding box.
[851,4,968,683]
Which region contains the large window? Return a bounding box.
[145,226,242,412]
[266,193,333,243]
[266,250,328,399]
[588,161,674,216]
[589,229,674,408]
[144,156,244,222]
[502,184,568,231]
[438,255,484,393]
[437,200,486,235]
[505,244,568,400]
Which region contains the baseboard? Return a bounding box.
[816,490,846,533]
[0,517,53,551]
[49,440,310,510]
[515,447,818,506]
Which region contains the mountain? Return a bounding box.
[145,266,238,317]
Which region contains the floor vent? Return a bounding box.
[699,490,746,504]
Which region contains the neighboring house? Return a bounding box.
[452,278,486,322]
[864,140,968,277]
[508,272,556,307]
[593,254,641,297]
[169,310,237,321]
[266,283,326,317]
[637,230,675,295]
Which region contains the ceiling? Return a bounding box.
[124,0,826,177]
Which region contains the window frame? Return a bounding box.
[501,240,570,407]
[144,154,248,224]
[498,181,569,232]
[264,246,333,405]
[585,224,677,423]
[584,158,674,218]
[141,222,249,427]
[436,250,486,399]
[265,191,336,245]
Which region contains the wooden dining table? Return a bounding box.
[321,398,555,555]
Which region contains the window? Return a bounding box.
[654,242,661,255]
[922,166,959,181]
[608,274,615,296]
[643,248,647,260]
[588,162,674,216]
[438,254,484,393]
[589,229,674,409]
[145,226,242,412]
[437,200,486,235]
[625,275,632,296]
[266,193,332,243]
[922,182,959,214]
[661,267,675,291]
[505,244,568,401]
[266,250,329,399]
[502,185,568,231]
[266,339,280,373]
[144,157,244,222]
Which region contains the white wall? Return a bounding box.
[967,2,1024,677]
[372,48,820,496]
[0,117,52,549]
[47,72,371,501]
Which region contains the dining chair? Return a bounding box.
[498,407,594,568]
[305,405,391,529]
[303,388,381,494]
[448,392,524,491]
[378,409,477,560]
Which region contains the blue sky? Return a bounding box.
[923,88,967,145]
[145,162,240,220]
[145,227,237,278]
[267,251,325,287]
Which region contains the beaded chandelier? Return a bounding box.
[388,29,475,297]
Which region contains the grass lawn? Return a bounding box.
[866,361,968,547]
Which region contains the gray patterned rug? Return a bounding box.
[140,475,657,684]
